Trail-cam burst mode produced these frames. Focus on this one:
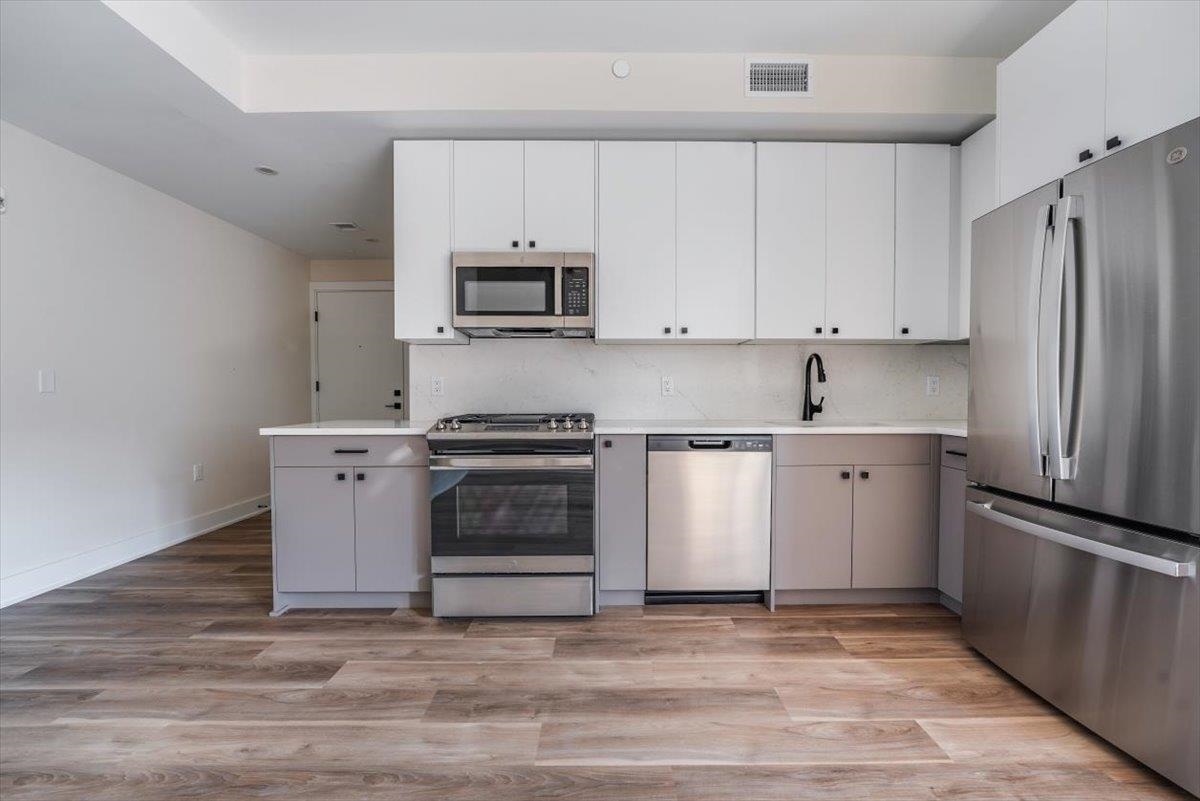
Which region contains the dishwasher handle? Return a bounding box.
[688,439,732,450]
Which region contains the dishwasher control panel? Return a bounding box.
[647,435,773,452]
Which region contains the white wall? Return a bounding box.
[408,341,968,421]
[0,120,311,606]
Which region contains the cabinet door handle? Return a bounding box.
[831,326,839,335]
[663,326,672,334]
[334,448,368,454]
[511,240,519,249]
[945,449,967,457]
[680,326,689,335]
[1078,149,1094,163]
[528,240,536,249]
[859,470,870,480]
[602,440,613,448]
[436,325,445,334]
[900,326,910,335]
[840,470,851,480]
[356,472,365,481]
[336,473,346,481]
[815,326,823,334]
[1106,136,1122,151]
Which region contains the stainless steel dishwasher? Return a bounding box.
[646,435,772,602]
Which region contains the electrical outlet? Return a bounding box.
[926,375,941,397]
[192,463,205,482]
[37,369,56,394]
[661,376,675,397]
[431,376,445,397]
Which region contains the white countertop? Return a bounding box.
[259,419,435,436]
[261,418,966,438]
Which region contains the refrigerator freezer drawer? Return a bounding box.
[963,488,1200,796]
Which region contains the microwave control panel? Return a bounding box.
[563,267,590,317]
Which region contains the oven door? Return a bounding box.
[430,455,594,574]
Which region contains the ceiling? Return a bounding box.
[0,1,1069,259]
[191,0,1069,58]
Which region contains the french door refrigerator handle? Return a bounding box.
[1046,195,1081,480]
[1027,203,1053,476]
[966,501,1195,578]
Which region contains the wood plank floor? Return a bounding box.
[0,513,1191,800]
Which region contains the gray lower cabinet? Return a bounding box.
[773,435,935,591]
[937,436,968,602]
[597,435,647,591]
[773,465,853,589]
[354,467,431,592]
[274,467,357,592]
[851,465,934,588]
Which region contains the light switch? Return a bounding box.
[926,375,941,396]
[37,369,56,394]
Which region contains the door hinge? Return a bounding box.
[315,380,320,392]
[313,310,319,322]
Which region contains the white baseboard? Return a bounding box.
[0,494,271,608]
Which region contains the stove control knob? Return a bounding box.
[435,419,447,431]
[548,418,559,430]
[450,419,461,431]
[578,419,590,431]
[563,419,575,430]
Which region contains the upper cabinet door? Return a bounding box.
[675,142,756,341]
[1104,0,1200,155]
[826,143,895,340]
[755,142,827,340]
[596,142,677,341]
[452,141,524,251]
[996,0,1107,204]
[394,141,464,343]
[895,144,952,340]
[524,141,596,251]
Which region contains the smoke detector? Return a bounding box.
[745,56,813,97]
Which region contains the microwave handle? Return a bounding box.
[554,264,563,316]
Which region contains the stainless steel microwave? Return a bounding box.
[451,251,594,338]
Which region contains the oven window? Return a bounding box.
[431,469,594,556]
[456,267,554,316]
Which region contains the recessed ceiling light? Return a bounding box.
[364,237,380,243]
[254,165,279,176]
[329,222,360,231]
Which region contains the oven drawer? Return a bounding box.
[273,436,428,467]
[432,575,594,617]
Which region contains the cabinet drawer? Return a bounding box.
[775,435,931,466]
[272,436,428,467]
[941,436,968,470]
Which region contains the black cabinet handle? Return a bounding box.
[334,448,368,454]
[1079,149,1094,163]
[859,470,870,480]
[945,449,967,457]
[336,473,346,481]
[602,440,612,448]
[386,403,402,410]
[840,470,851,480]
[528,240,536,248]
[900,326,909,335]
[815,326,823,334]
[663,326,672,334]
[831,326,839,335]
[356,473,365,481]
[680,326,689,334]
[436,325,444,333]
[1106,136,1122,151]
[511,240,519,249]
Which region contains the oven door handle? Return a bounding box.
[429,455,594,471]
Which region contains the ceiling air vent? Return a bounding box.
[745,57,812,97]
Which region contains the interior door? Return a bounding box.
[315,289,406,421]
[966,180,1058,501]
[1053,120,1200,535]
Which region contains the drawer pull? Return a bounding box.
[333,448,369,454]
[336,473,346,481]
[945,449,967,457]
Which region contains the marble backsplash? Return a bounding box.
[407,340,969,421]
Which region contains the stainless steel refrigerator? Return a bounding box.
[965,117,1200,796]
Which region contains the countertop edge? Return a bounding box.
[260,420,967,438]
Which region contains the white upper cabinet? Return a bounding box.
[1104,0,1200,155]
[523,140,596,251]
[596,142,677,341]
[755,142,827,340]
[452,140,525,251]
[675,142,756,341]
[997,1,1107,205]
[895,144,953,340]
[826,143,895,340]
[958,121,998,340]
[394,141,466,343]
